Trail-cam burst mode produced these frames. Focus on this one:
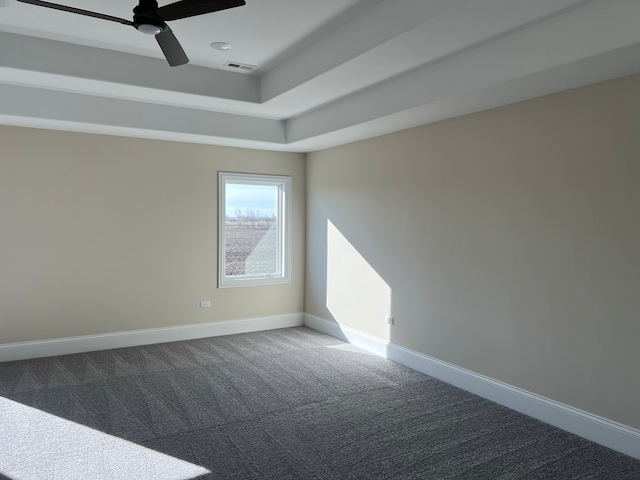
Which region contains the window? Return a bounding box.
[219,172,291,288]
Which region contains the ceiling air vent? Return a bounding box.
[224,61,257,72]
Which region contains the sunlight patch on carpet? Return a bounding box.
[0,397,209,480]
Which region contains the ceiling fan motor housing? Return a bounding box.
[133,0,166,34]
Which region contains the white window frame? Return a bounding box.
[218,172,291,288]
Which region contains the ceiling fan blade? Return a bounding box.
[16,0,133,26]
[156,0,245,22]
[156,27,189,67]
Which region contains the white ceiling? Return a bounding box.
[1,0,639,152]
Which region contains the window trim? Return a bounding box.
[218,172,291,288]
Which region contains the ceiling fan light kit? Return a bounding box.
[15,0,246,67]
[136,23,163,35]
[133,0,165,34]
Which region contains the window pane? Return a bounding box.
[225,183,279,277]
[218,172,291,288]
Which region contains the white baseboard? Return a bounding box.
[304,314,640,461]
[3,312,638,460]
[0,313,304,362]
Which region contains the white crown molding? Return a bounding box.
[0,313,304,362]
[304,314,640,461]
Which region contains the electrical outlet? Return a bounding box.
[199,301,211,308]
[385,316,394,325]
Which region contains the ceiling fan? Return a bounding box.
[15,0,246,66]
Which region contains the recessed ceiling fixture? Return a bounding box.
[210,42,232,52]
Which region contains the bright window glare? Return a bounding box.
[0,397,210,480]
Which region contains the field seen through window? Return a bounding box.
[225,209,278,276]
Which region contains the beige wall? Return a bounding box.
[306,74,640,429]
[0,127,305,344]
[2,74,639,431]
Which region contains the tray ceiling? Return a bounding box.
[1,0,639,152]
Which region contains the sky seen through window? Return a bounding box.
[225,184,277,218]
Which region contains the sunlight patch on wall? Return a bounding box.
[0,397,210,480]
[326,220,391,342]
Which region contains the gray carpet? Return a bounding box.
[0,326,639,479]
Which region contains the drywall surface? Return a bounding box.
[0,127,305,344]
[305,74,640,429]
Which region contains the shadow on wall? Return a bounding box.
[325,219,393,344]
